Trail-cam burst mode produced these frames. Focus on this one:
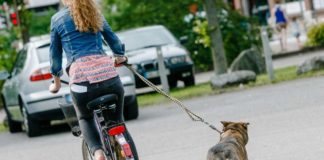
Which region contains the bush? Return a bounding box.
[0,33,17,109]
[184,17,213,72]
[193,3,261,66]
[306,23,324,47]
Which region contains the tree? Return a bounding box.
[1,0,30,44]
[102,0,197,37]
[29,9,55,36]
[202,0,227,75]
[193,1,261,68]
[0,30,17,71]
[101,0,261,72]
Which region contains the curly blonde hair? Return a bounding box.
[69,0,103,33]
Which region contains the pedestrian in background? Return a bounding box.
[291,16,302,48]
[271,0,288,51]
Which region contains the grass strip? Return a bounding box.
[138,66,324,107]
[0,123,7,132]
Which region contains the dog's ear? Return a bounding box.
[221,121,231,128]
[242,122,250,129]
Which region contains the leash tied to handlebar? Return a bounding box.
[125,65,222,134]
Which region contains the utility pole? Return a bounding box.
[202,0,228,75]
[157,46,170,94]
[309,0,315,19]
[260,27,275,81]
[298,0,307,32]
[242,0,250,17]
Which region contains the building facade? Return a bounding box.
[230,0,323,15]
[228,0,324,24]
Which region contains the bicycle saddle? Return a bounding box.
[87,94,118,110]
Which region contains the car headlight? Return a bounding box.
[185,55,193,63]
[132,64,139,70]
[120,76,133,86]
[170,56,187,64]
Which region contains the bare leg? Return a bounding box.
[279,34,283,51]
[297,37,301,48]
[282,29,287,51]
[279,33,284,52]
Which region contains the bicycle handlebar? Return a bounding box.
[115,56,130,67]
[51,79,69,85]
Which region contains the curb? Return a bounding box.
[272,46,324,59]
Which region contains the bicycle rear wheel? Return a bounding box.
[108,127,138,160]
[82,139,94,160]
[110,137,126,160]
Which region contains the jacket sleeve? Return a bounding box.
[49,17,63,77]
[101,17,125,56]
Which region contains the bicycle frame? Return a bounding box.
[92,102,135,160]
[56,80,136,160]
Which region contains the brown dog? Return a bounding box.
[207,121,249,160]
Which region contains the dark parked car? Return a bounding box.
[114,25,195,88]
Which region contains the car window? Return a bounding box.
[115,27,177,54]
[36,44,66,63]
[12,49,27,76]
[36,42,112,63]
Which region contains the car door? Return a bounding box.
[3,48,28,107]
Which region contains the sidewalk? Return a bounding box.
[136,46,324,95]
[270,34,308,55]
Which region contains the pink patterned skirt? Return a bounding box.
[69,55,118,84]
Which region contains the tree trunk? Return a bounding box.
[202,0,228,75]
[13,0,29,44]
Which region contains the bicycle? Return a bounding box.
[58,80,138,160]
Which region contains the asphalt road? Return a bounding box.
[1,76,324,160]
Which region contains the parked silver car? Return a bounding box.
[0,36,139,137]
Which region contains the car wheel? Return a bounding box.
[1,96,22,133]
[124,97,139,120]
[22,105,40,137]
[168,79,177,88]
[184,74,195,87]
[6,116,22,133]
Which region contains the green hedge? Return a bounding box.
[306,23,324,47]
[29,9,56,36]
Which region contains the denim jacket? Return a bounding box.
[50,7,124,77]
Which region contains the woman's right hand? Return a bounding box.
[49,76,61,94]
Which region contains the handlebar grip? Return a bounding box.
[115,56,131,67]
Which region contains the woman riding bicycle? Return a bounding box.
[48,0,138,159]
